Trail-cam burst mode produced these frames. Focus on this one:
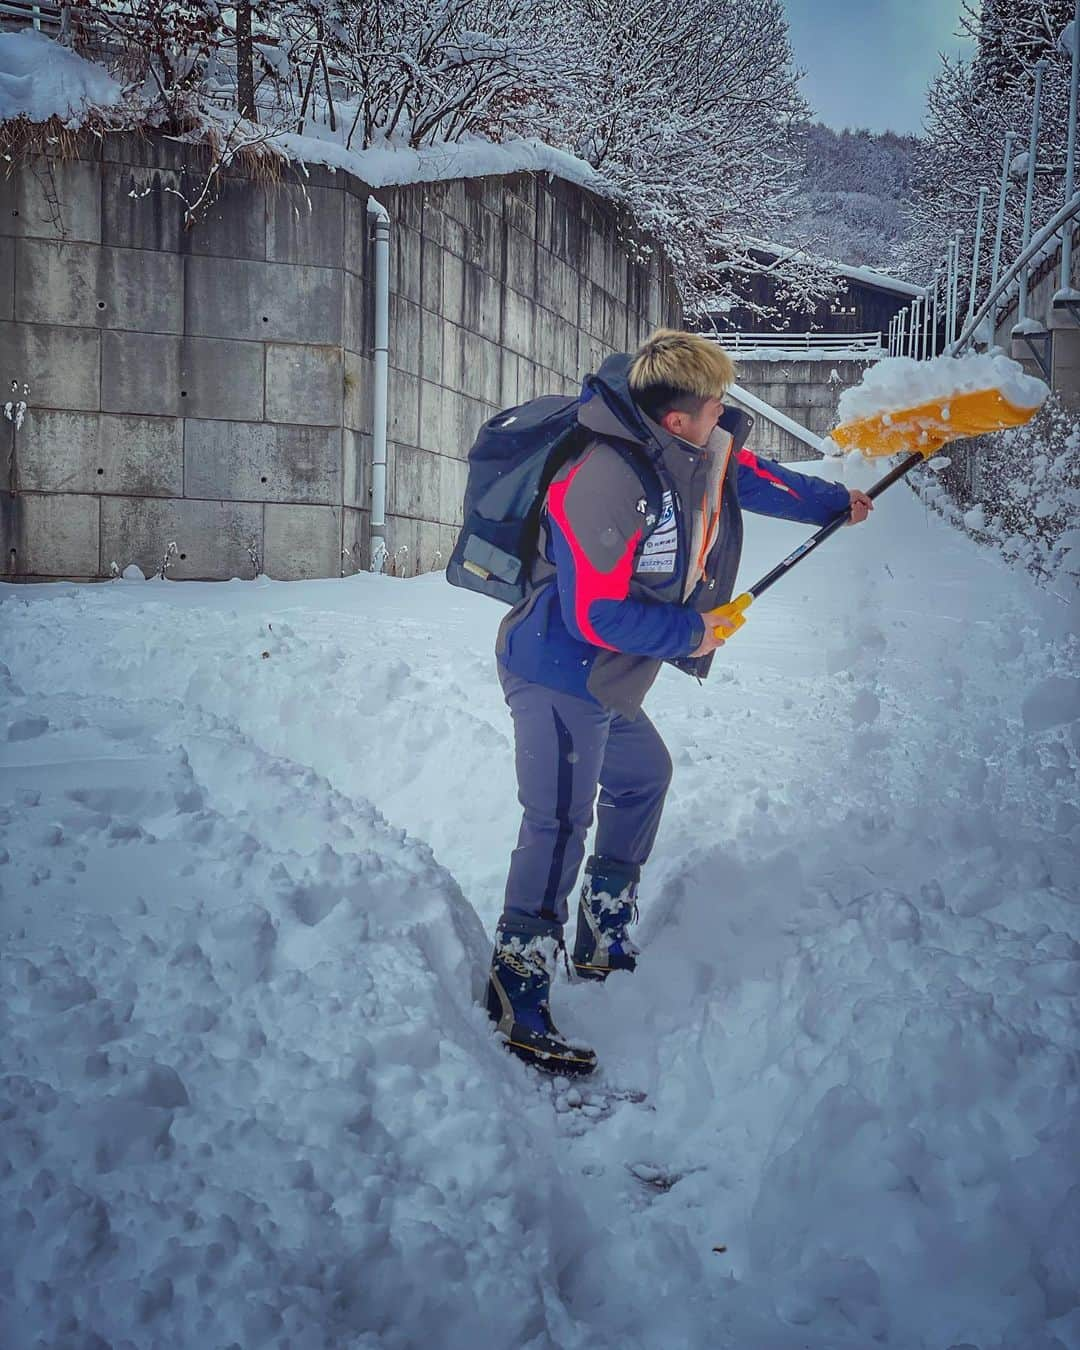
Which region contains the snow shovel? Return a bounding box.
[708,382,1046,640]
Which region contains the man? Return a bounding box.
[486,329,872,1075]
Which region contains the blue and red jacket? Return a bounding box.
[496,354,850,717]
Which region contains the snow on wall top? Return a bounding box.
[277,130,608,196]
[0,30,121,124]
[0,33,604,199]
[837,353,1050,424]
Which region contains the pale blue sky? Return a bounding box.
[782,0,978,135]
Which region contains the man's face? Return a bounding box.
[663,396,725,448]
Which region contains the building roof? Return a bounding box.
[744,239,926,299]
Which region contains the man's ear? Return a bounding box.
[659,409,683,437]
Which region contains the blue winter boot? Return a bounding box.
[572,855,640,981]
[486,929,597,1076]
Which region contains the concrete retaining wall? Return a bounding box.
[0,136,678,581]
[995,222,1080,410]
[727,358,873,461]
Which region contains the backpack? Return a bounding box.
[447,394,664,606]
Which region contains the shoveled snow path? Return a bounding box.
[2,465,1078,1349]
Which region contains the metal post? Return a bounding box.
[1018,59,1048,325]
[967,186,989,327]
[991,132,1017,295]
[922,287,932,359]
[953,234,965,345]
[908,299,919,357]
[930,272,940,357]
[1060,0,1080,295]
[945,247,955,353]
[945,239,956,347]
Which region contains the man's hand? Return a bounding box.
[847,489,874,525]
[690,610,739,657]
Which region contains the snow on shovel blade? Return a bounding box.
[830,387,1044,459]
[828,354,1049,459]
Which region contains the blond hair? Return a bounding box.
[629,329,735,417]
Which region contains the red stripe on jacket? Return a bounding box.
[737,448,801,498]
[546,459,642,650]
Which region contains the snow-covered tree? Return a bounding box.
[899,0,1075,304]
[92,0,277,121]
[69,0,820,308]
[533,0,822,313]
[93,0,227,114]
[319,0,558,147]
[782,124,919,268]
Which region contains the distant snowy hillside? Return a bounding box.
[2,457,1078,1349]
[784,123,919,269]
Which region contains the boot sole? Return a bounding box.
[504,1037,597,1077]
[572,960,636,980]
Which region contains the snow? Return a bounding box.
[278,131,608,196]
[2,462,1079,1349]
[0,34,604,201]
[745,239,926,297]
[1013,317,1048,335]
[836,352,1050,424]
[721,345,883,362]
[0,31,121,125]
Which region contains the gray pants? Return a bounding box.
[499,666,672,937]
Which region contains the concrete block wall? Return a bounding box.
[0,137,368,582]
[1,139,678,581]
[368,173,676,576]
[727,358,871,462]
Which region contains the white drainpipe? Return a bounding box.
[367,196,390,573]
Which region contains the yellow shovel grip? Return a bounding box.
[711,591,753,640]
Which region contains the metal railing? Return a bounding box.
[0,0,63,28]
[709,331,885,356]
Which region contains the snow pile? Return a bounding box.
[837,353,1050,424]
[3,462,1080,1348]
[0,30,121,124]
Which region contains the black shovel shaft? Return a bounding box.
[748,451,924,601]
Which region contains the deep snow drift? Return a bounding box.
[2,464,1079,1349]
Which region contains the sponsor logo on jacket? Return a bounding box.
[636,491,676,574]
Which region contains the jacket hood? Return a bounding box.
[579,351,754,455]
[578,353,653,446]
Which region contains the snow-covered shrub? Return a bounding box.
[916,393,1080,589]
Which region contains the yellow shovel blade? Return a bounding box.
[830,386,1042,460]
